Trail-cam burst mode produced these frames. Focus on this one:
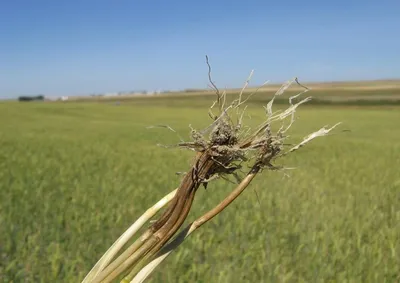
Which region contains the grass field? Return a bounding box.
[67,79,400,106]
[1,93,400,282]
[71,87,400,105]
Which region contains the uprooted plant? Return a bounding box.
[82,56,341,283]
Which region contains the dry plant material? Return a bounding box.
[83,56,340,283]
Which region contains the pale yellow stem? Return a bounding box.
[82,188,177,283]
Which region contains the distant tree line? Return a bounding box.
[18,95,44,102]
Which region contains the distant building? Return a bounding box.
[104,92,118,97]
[45,96,58,101]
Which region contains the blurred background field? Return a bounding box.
[67,80,400,106]
[1,87,400,282]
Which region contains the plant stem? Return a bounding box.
[94,150,217,283]
[101,236,159,283]
[82,189,177,283]
[130,165,261,283]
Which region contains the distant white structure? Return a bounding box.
[104,92,118,97]
[61,96,69,101]
[45,96,58,101]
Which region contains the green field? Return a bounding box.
[1,96,400,282]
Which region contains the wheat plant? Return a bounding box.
[82,56,340,283]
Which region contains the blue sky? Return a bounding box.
[1,0,400,98]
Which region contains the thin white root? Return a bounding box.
[237,69,254,106]
[288,123,342,153]
[82,189,177,283]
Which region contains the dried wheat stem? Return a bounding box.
[82,189,177,283]
[123,189,197,282]
[94,150,217,282]
[93,193,186,283]
[92,230,153,283]
[92,186,185,282]
[130,165,261,283]
[102,237,159,283]
[119,151,217,281]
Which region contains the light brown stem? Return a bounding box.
[92,230,153,283]
[131,165,261,283]
[101,237,159,283]
[97,151,216,282]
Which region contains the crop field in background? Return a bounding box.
[70,80,400,106]
[1,90,400,282]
